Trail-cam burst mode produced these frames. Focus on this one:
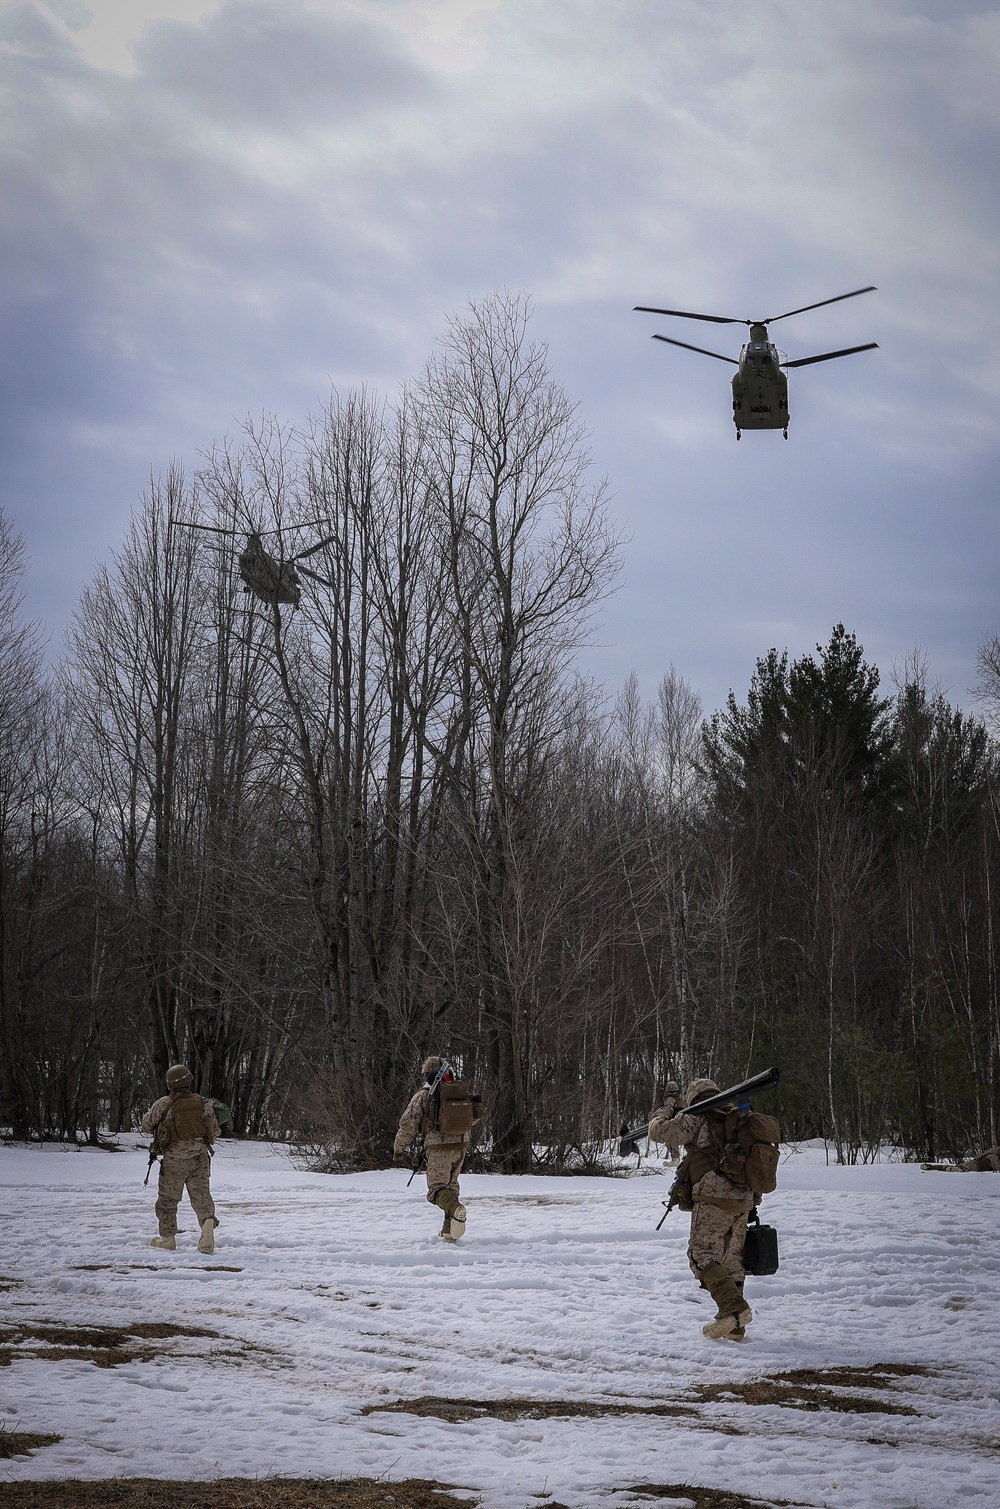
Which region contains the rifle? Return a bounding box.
[406,1133,426,1188]
[618,1066,780,1159]
[143,1141,160,1187]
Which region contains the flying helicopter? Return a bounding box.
[634,285,878,439]
[170,520,334,607]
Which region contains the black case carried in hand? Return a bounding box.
[742,1209,779,1275]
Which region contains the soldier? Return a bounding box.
[648,1077,755,1341]
[141,1065,221,1254]
[393,1058,472,1241]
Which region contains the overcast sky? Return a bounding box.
[2,0,997,714]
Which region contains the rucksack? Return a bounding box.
[720,1109,781,1196]
[424,1078,483,1136]
[666,1106,780,1208]
[155,1091,212,1152]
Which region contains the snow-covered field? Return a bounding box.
[1,1137,998,1508]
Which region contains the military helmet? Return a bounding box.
[421,1056,442,1080]
[685,1077,720,1105]
[166,1063,194,1089]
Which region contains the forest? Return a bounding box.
[2,293,998,1170]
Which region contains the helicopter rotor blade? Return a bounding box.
[651,334,739,364]
[766,286,877,324]
[168,518,236,535]
[242,518,333,540]
[291,534,337,562]
[782,341,879,369]
[297,564,336,589]
[636,306,743,324]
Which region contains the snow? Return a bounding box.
[1,1137,998,1508]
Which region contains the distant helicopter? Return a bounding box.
[171,521,334,607]
[634,285,878,439]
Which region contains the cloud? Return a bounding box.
[0,0,996,714]
[137,0,432,129]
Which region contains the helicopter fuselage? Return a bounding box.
[732,325,787,436]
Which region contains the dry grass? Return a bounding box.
[0,1431,62,1461]
[773,1363,932,1388]
[690,1361,932,1417]
[70,1266,244,1274]
[631,1488,811,1509]
[366,1362,934,1426]
[0,1481,474,1509]
[693,1379,916,1416]
[363,1396,699,1424]
[0,1321,224,1370]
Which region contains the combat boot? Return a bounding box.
[700,1261,752,1340]
[729,1281,747,1340]
[433,1188,467,1241]
[449,1202,467,1240]
[198,1218,216,1255]
[150,1235,176,1250]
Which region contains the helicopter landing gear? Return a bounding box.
[783,428,788,439]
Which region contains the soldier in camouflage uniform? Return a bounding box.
[393,1057,470,1241]
[648,1077,755,1341]
[142,1065,221,1254]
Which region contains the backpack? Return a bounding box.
[424,1078,483,1136]
[666,1106,780,1208]
[720,1109,781,1196]
[155,1091,212,1152]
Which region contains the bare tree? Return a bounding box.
[415,291,622,1169]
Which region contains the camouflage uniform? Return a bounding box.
[142,1092,221,1239]
[393,1062,471,1238]
[648,1077,756,1339]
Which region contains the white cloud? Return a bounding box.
[0,0,996,711]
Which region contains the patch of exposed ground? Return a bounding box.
[369,1364,938,1428]
[693,1382,915,1416]
[0,1479,473,1509]
[364,1396,700,1423]
[694,1362,933,1416]
[631,1488,813,1509]
[774,1362,933,1388]
[0,1277,23,1292]
[70,1265,243,1274]
[0,1430,62,1461]
[0,1321,238,1369]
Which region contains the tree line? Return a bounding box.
[2,293,998,1167]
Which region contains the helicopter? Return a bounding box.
[634,285,878,438]
[170,520,334,607]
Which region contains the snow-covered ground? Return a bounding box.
[1,1137,998,1508]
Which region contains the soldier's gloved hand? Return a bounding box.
[392,1149,409,1166]
[661,1081,682,1115]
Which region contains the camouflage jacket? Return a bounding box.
[142,1093,221,1155]
[393,1084,470,1155]
[648,1101,755,1209]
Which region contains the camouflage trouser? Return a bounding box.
[687,1200,751,1284]
[424,1143,465,1205]
[156,1146,216,1237]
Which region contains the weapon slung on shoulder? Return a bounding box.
[618,1066,780,1157]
